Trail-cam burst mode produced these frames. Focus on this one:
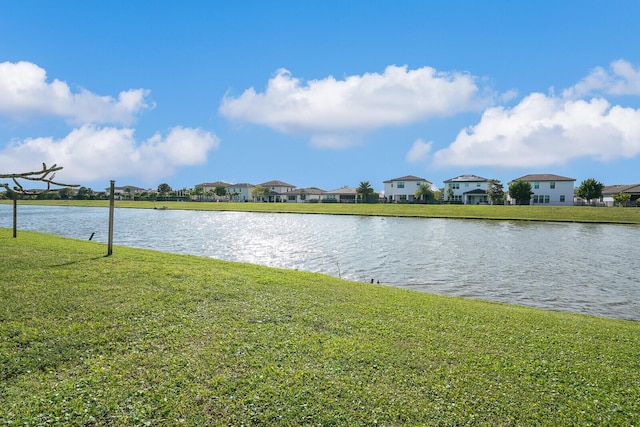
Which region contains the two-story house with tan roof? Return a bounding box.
[226,183,255,202]
[443,174,490,204]
[194,181,231,192]
[383,175,432,203]
[507,174,575,206]
[256,180,296,202]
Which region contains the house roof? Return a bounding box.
[383,175,431,184]
[325,186,357,195]
[603,184,640,195]
[444,174,490,183]
[195,181,231,188]
[288,187,326,196]
[226,183,254,188]
[259,180,296,188]
[511,174,575,183]
[463,188,487,195]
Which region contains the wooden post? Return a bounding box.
[107,180,115,256]
[12,196,17,238]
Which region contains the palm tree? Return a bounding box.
[192,186,205,201]
[414,184,433,203]
[356,181,374,204]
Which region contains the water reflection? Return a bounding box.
[2,204,638,321]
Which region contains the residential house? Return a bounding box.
[195,181,231,193]
[383,175,432,203]
[105,185,149,200]
[322,186,357,203]
[193,181,231,200]
[508,174,575,206]
[286,187,325,203]
[226,183,254,202]
[443,174,490,204]
[256,180,296,202]
[601,184,640,206]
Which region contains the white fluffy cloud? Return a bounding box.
[0,61,220,185]
[0,61,153,124]
[220,65,491,147]
[0,125,220,183]
[405,138,432,163]
[432,93,640,168]
[563,60,640,98]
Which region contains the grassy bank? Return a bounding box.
[2,230,639,425]
[4,199,640,224]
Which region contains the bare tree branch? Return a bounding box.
[1,163,79,196]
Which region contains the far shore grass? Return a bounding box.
[3,199,640,224]
[1,230,639,425]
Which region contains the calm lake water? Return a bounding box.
[2,204,639,321]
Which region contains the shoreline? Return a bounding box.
[3,199,640,224]
[2,230,639,425]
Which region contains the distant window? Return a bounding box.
[550,181,556,189]
[400,195,407,200]
[560,195,566,202]
[397,182,405,189]
[288,195,296,201]
[451,183,460,189]
[477,183,481,187]
[533,195,549,204]
[534,182,540,189]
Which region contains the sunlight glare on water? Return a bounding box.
[2,204,639,321]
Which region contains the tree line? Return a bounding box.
[2,174,634,206]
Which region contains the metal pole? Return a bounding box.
[107,180,115,256]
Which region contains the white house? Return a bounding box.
[285,187,325,203]
[443,174,490,204]
[193,181,231,200]
[105,185,149,200]
[508,174,575,206]
[226,183,254,202]
[256,180,296,202]
[322,186,357,203]
[383,175,432,203]
[195,181,231,192]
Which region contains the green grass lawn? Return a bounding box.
[2,230,639,425]
[4,199,640,224]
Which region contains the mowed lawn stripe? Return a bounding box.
[1,230,639,425]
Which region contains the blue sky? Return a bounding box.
[1,1,639,193]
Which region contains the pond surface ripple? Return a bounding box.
[3,205,639,321]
